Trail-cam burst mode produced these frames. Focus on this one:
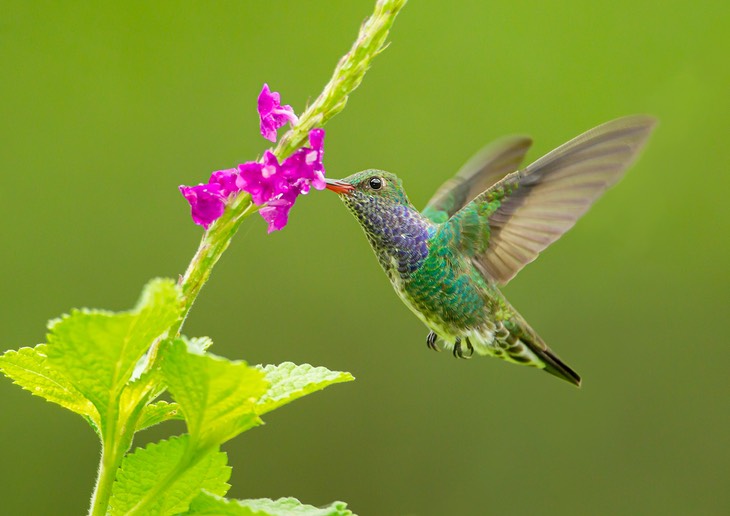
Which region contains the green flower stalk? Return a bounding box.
[177,0,407,334]
[274,0,408,160]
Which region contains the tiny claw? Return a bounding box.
[464,337,474,359]
[453,337,473,359]
[426,331,440,351]
[453,337,462,358]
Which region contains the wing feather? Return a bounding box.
[422,135,533,223]
[446,115,657,285]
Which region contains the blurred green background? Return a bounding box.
[2,1,729,514]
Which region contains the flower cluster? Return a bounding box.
[180,85,325,232]
[239,129,325,232]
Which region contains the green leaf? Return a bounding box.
[0,344,99,426]
[185,492,353,516]
[255,363,354,415]
[120,334,207,419]
[44,278,181,422]
[119,366,164,423]
[135,401,183,432]
[162,339,268,450]
[110,435,230,516]
[187,336,214,354]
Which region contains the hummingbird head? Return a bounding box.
[325,170,416,232]
[325,169,411,205]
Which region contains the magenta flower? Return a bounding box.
[258,84,298,142]
[180,86,326,232]
[179,183,226,230]
[258,188,299,233]
[179,168,240,229]
[236,152,288,206]
[235,130,328,232]
[209,168,239,196]
[281,128,327,193]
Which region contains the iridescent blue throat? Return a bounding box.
[342,192,434,280]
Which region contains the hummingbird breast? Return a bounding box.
[343,190,496,339]
[400,243,493,335]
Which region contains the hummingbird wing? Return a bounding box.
[442,115,657,285]
[421,135,533,223]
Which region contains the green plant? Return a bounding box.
[0,1,407,514]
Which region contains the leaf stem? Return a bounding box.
[88,420,135,516]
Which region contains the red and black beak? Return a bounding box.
[324,178,355,194]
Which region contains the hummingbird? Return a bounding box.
[325,115,656,386]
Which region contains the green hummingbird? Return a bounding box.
[325,115,656,386]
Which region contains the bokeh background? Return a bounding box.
[1,1,728,514]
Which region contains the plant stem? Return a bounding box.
[89,417,135,516]
[172,0,408,337]
[89,446,117,516]
[175,194,258,337]
[274,0,408,161]
[88,1,408,513]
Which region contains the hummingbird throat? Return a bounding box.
[342,192,433,281]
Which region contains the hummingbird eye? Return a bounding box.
[368,177,383,190]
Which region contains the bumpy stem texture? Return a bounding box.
[176,194,258,335]
[274,0,407,161]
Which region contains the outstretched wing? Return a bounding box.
[442,115,657,285]
[422,135,533,223]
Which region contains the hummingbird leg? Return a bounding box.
[426,331,440,351]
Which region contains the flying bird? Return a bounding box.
[325,116,656,386]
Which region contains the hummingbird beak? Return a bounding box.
[325,178,355,195]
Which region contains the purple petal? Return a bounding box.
[257,84,278,114]
[209,168,240,197]
[307,129,326,190]
[278,128,327,191]
[258,188,300,233]
[179,183,226,229]
[259,202,291,233]
[236,161,268,205]
[260,151,289,196]
[309,128,325,153]
[236,151,289,205]
[257,84,298,142]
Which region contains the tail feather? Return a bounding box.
[504,307,582,387]
[533,346,581,387]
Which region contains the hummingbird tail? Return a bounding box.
[532,345,582,387]
[504,310,582,386]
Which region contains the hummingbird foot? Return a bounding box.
[426,331,440,351]
[452,337,474,359]
[465,337,474,357]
